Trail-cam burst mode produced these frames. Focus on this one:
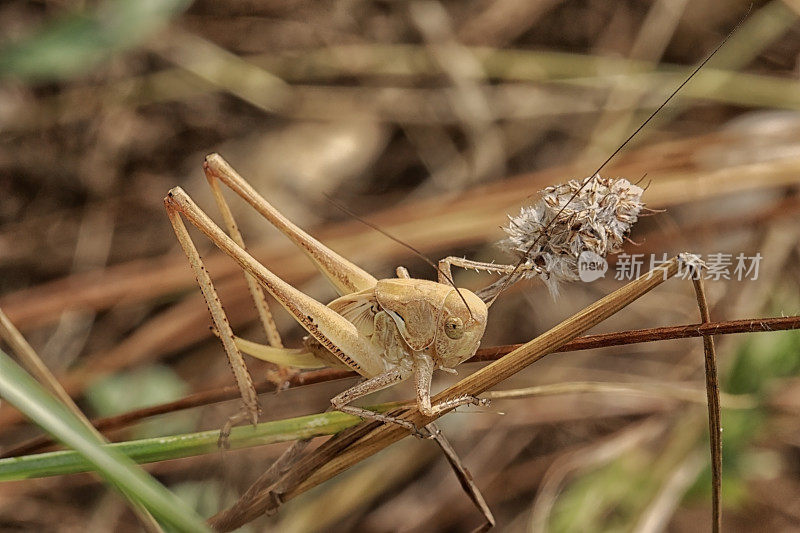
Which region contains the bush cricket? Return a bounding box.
[165,15,749,532]
[166,153,495,437]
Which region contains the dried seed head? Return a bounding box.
[498,175,644,297]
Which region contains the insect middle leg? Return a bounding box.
[330,352,490,433]
[330,367,417,431]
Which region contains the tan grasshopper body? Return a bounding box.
[241,274,489,426]
[298,278,488,373]
[165,154,488,432]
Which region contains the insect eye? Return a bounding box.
[445,317,464,339]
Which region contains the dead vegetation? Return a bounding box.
[1,1,800,531]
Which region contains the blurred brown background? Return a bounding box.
[1,0,800,531]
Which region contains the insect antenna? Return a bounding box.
[322,194,476,319]
[485,9,750,309]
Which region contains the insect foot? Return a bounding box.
[472,396,491,408]
[217,408,260,449]
[454,395,491,412]
[390,418,437,440]
[411,425,440,440]
[265,366,299,392]
[218,426,232,450]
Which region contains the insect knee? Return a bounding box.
[418,404,437,417]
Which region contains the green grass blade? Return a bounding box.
[0,348,209,532]
[0,407,393,480]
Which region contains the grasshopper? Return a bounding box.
[165,154,491,434]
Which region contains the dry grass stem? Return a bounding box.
[0,308,83,422]
[487,381,754,409]
[691,274,722,532]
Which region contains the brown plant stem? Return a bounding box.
[3,314,798,459]
[692,276,722,533]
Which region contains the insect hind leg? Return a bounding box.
[204,164,297,392]
[165,187,387,378]
[203,154,377,296]
[165,203,260,428]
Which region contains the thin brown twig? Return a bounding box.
[471,315,800,362]
[691,275,722,533]
[3,314,797,458]
[426,422,496,532]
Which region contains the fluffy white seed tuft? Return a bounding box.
[498,175,645,297]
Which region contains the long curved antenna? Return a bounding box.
[486,8,751,308]
[322,194,475,319]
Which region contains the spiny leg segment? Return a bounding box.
[330,367,416,431]
[438,256,540,302]
[165,206,260,427]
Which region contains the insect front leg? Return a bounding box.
[438,257,516,284]
[413,352,490,417]
[438,256,540,300]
